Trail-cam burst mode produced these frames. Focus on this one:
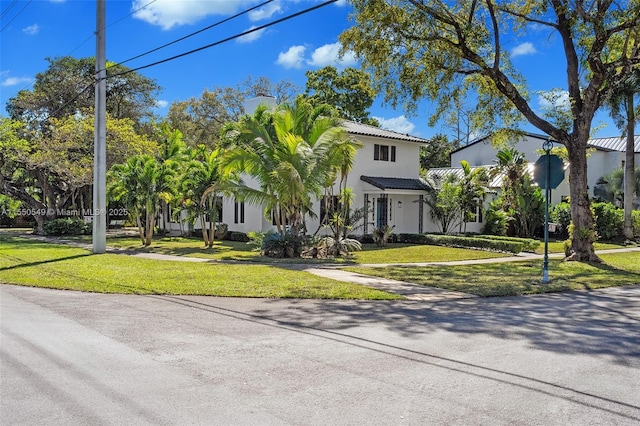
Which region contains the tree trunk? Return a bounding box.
[208,219,214,248]
[144,209,155,246]
[200,214,209,247]
[623,94,635,240]
[135,209,145,245]
[565,133,601,262]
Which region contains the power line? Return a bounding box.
[68,0,159,56]
[113,0,273,68]
[0,0,32,32]
[0,0,19,20]
[108,0,337,78]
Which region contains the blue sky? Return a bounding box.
[0,0,621,141]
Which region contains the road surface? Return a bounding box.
[2,284,639,424]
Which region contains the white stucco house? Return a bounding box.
[162,96,434,237]
[222,118,433,237]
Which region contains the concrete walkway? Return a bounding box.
[14,232,640,301]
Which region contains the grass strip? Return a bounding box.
[0,235,401,300]
[344,252,640,297]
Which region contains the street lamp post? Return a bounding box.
[541,139,552,284]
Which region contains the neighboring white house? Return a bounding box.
[427,132,640,233]
[450,132,640,196]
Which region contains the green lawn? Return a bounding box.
[345,251,640,297]
[353,244,507,263]
[52,234,513,264]
[0,235,401,300]
[537,240,631,254]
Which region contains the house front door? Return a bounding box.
[376,195,388,228]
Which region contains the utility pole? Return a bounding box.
[93,0,107,253]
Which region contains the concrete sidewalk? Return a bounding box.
[15,233,640,301]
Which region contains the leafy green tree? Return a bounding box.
[420,133,459,170]
[239,75,300,105]
[302,66,379,125]
[7,56,160,127]
[222,98,358,256]
[340,0,640,262]
[605,69,640,239]
[166,86,244,149]
[424,174,462,234]
[0,115,156,234]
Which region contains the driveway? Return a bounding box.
[2,284,639,425]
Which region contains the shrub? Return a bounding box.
[592,202,623,241]
[372,225,395,247]
[43,218,89,236]
[478,235,541,253]
[261,231,304,258]
[550,202,571,238]
[633,210,640,239]
[215,223,229,239]
[397,233,523,253]
[225,231,250,242]
[482,203,510,236]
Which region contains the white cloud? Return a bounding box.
[155,100,168,108]
[1,75,34,87]
[373,115,416,134]
[276,45,306,69]
[22,24,39,35]
[248,1,282,21]
[511,42,537,57]
[538,89,570,109]
[334,0,348,6]
[132,0,249,30]
[237,26,266,43]
[307,43,357,68]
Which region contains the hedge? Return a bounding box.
[474,235,541,253]
[397,233,524,254]
[43,218,90,236]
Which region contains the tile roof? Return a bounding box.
[360,175,430,191]
[342,121,430,144]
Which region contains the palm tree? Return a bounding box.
[107,154,174,246]
[223,98,354,245]
[181,146,231,248]
[492,147,527,212]
[605,69,639,240]
[457,161,489,233]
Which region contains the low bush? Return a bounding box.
[592,202,624,241]
[477,235,541,253]
[550,202,571,238]
[43,218,89,236]
[225,231,250,242]
[397,233,523,254]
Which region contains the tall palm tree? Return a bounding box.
[181,147,232,248]
[223,98,354,242]
[107,154,175,245]
[605,69,639,240]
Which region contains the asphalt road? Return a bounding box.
[2,284,639,425]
